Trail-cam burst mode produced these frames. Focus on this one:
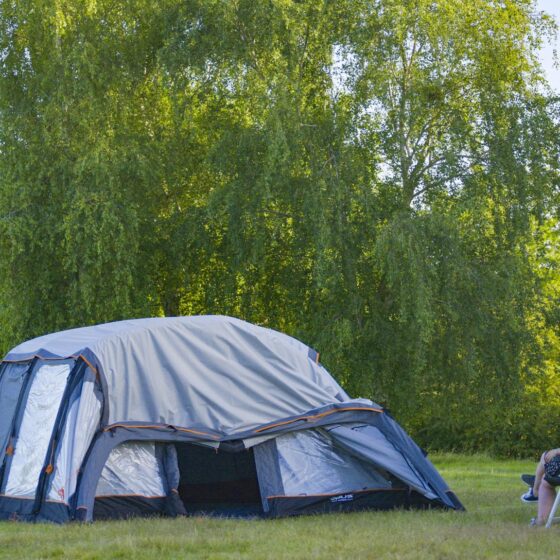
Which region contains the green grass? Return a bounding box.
[0,454,557,559]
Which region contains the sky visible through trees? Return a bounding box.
[537,0,560,91]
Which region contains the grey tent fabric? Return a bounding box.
[253,428,392,513]
[274,429,390,495]
[5,316,351,434]
[327,424,436,498]
[253,440,284,512]
[161,445,181,492]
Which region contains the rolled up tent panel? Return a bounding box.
[0,316,464,522]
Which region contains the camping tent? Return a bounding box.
[0,316,463,522]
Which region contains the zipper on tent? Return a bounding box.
[32,360,87,516]
[0,357,38,492]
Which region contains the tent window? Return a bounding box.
[4,362,72,498]
[93,442,184,520]
[176,443,263,516]
[96,442,166,497]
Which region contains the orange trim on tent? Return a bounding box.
[1,359,30,364]
[1,354,99,378]
[2,355,77,363]
[77,355,99,377]
[102,424,220,439]
[254,406,383,433]
[103,406,382,440]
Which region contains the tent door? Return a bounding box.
[175,443,263,517]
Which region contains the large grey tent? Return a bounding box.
[0,316,463,522]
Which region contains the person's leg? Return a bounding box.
[537,480,557,524]
[533,452,547,497]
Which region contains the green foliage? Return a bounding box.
[0,0,558,455]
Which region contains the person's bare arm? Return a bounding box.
[544,449,560,462]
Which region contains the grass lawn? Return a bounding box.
[0,454,557,559]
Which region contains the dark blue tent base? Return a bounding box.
[91,489,452,520]
[0,496,70,523]
[94,496,167,520]
[93,493,188,520]
[267,489,447,517]
[90,491,451,521]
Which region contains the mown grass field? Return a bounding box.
[0,454,557,559]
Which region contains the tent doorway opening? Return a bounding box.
[176,443,263,517]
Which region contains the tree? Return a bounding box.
[0,0,557,454]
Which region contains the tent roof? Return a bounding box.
[3,316,363,435]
